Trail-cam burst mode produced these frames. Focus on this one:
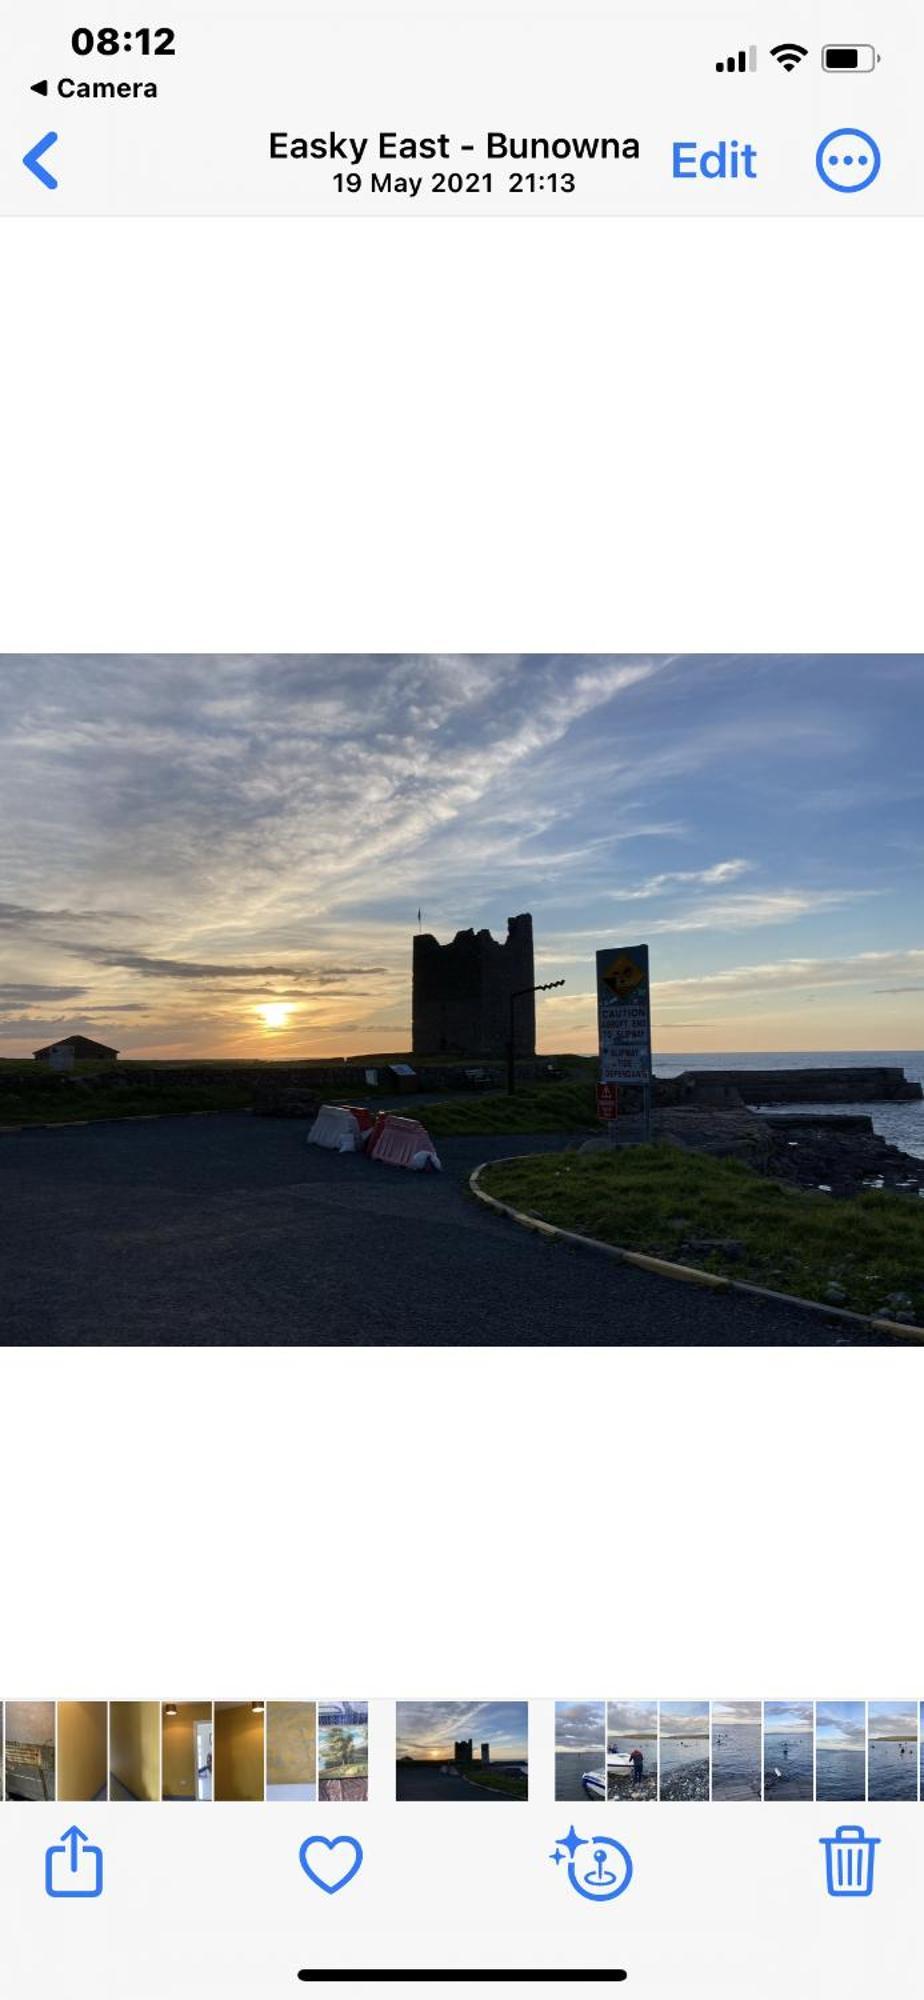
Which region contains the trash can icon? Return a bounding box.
[819,1825,880,1898]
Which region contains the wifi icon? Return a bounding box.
[771,41,809,70]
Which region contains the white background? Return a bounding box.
[1,220,920,656]
[4,1339,922,1687]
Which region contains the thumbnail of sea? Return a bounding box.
[868,1738,919,1801]
[711,1723,762,1800]
[763,1731,813,1800]
[816,1747,866,1803]
[555,1749,603,1802]
[653,1051,924,1160]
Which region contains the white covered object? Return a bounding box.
[368,1115,441,1171]
[307,1104,363,1152]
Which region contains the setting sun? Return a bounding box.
[257,1003,291,1030]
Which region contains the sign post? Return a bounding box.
[595,943,653,1140]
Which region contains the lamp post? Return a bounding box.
[507,979,565,1094]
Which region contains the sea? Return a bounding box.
[711,1723,762,1800]
[652,1051,924,1161]
[659,1735,710,1780]
[608,1731,657,1760]
[555,1749,604,1801]
[868,1738,919,1802]
[816,1747,866,1802]
[763,1731,814,1800]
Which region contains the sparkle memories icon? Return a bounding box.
[549,1825,634,1902]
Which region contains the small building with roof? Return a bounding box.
[33,1034,119,1066]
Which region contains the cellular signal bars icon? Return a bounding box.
[716,45,758,73]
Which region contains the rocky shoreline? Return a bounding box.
[659,1759,710,1802]
[608,1771,658,1801]
[763,1114,923,1198]
[596,1103,923,1199]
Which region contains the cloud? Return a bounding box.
[644,889,869,934]
[608,1699,658,1735]
[68,945,388,985]
[555,1703,605,1750]
[712,1699,761,1727]
[816,1704,866,1747]
[868,1702,916,1738]
[659,1702,709,1733]
[612,859,753,900]
[655,949,924,1005]
[0,983,88,1004]
[764,1701,813,1731]
[0,900,138,931]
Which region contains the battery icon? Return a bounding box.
[822,44,880,71]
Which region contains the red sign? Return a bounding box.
[596,1082,619,1121]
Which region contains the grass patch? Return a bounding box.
[0,1082,254,1126]
[459,1770,529,1799]
[423,1080,598,1136]
[477,1144,924,1324]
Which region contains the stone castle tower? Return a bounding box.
[412,914,536,1058]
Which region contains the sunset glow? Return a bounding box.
[1,656,922,1061]
[257,1003,291,1030]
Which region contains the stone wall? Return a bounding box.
[662,1066,922,1106]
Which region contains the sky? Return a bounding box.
[395,1702,528,1761]
[764,1701,813,1733]
[1,654,922,1059]
[555,1701,605,1751]
[867,1701,917,1741]
[712,1699,761,1727]
[816,1702,866,1749]
[659,1701,709,1736]
[608,1699,658,1736]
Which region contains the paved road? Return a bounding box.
[395,1765,514,1801]
[0,1114,885,1345]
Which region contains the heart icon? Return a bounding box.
[299,1834,364,1896]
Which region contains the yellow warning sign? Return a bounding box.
[596,942,652,1086]
[601,951,646,1001]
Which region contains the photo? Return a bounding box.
[816,1702,866,1803]
[867,1701,918,1802]
[161,1702,213,1802]
[396,1702,528,1800]
[763,1701,814,1800]
[2,656,921,1351]
[607,1700,658,1800]
[266,1702,317,1802]
[57,1701,108,1803]
[109,1701,160,1801]
[711,1700,762,1802]
[213,1702,265,1803]
[554,1701,606,1801]
[3,1701,55,1801]
[659,1702,710,1801]
[318,1700,369,1801]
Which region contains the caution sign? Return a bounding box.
[596,942,652,1086]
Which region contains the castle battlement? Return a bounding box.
[412,914,536,1058]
